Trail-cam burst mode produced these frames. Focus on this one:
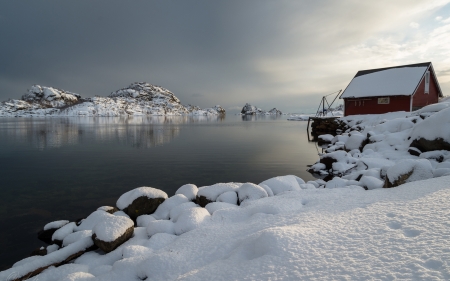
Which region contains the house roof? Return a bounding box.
[340,62,436,99]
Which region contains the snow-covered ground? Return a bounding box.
[0,83,226,117]
[2,175,449,280]
[2,103,450,280]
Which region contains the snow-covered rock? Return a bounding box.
[240,103,282,115]
[385,159,434,188]
[196,183,240,206]
[38,220,70,244]
[116,186,168,220]
[259,175,303,195]
[152,194,189,220]
[175,184,198,201]
[92,215,134,253]
[22,85,82,108]
[237,183,268,204]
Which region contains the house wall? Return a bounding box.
[412,73,440,110]
[344,95,411,116]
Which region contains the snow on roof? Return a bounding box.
[341,65,429,99]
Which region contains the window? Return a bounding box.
[425,71,430,94]
[378,97,390,104]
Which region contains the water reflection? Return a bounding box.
[241,115,282,121]
[2,115,224,149]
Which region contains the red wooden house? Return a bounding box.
[340,62,443,116]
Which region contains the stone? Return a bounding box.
[196,195,214,208]
[410,137,450,152]
[384,159,434,188]
[30,247,47,256]
[320,156,337,170]
[122,196,166,221]
[92,216,134,253]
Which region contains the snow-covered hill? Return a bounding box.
[0,83,226,117]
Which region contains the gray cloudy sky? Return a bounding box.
[1,1,450,113]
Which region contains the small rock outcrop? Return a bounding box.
[196,183,240,207]
[384,159,434,188]
[117,187,168,221]
[92,215,134,253]
[22,85,81,108]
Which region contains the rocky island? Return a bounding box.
[0,82,226,117]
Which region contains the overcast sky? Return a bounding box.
[1,1,449,113]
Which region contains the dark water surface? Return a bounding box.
[0,115,320,269]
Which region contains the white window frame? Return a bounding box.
[378,97,390,104]
[425,71,430,94]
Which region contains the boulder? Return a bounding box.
[216,191,238,205]
[152,194,189,220]
[344,132,368,151]
[116,187,168,221]
[196,195,214,208]
[409,107,450,152]
[237,183,268,204]
[92,215,134,253]
[384,159,434,188]
[196,183,240,207]
[175,184,198,201]
[410,137,450,153]
[259,175,303,195]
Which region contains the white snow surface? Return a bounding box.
[259,175,304,195]
[44,220,70,231]
[152,194,189,220]
[52,222,77,242]
[116,186,168,210]
[410,106,450,141]
[341,66,428,98]
[175,184,198,201]
[197,183,240,201]
[6,176,450,280]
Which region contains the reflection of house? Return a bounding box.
[340,62,443,116]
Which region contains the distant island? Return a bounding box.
[0,82,226,117]
[240,103,282,115]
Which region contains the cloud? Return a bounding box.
[0,0,450,113]
[436,16,443,21]
[409,22,420,28]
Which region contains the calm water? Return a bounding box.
[0,115,320,269]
